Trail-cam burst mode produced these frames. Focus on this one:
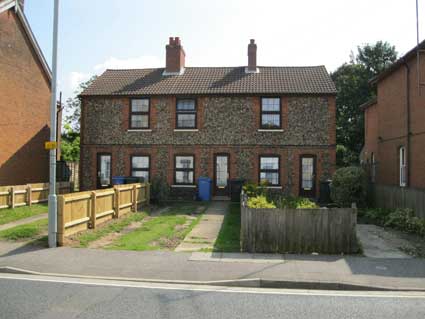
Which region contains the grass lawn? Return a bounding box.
[74,212,147,247]
[107,202,207,251]
[213,202,241,252]
[0,204,47,225]
[0,218,48,241]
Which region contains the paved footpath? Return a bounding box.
[175,201,228,252]
[0,213,47,232]
[1,243,425,290]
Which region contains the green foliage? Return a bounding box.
[331,41,397,165]
[330,166,367,207]
[242,181,269,198]
[356,41,398,76]
[247,195,276,208]
[150,175,170,205]
[385,209,425,237]
[336,144,358,168]
[275,196,318,209]
[64,76,97,132]
[361,207,425,238]
[60,123,80,161]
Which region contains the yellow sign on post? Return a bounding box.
[45,141,57,150]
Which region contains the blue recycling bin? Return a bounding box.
[112,176,125,185]
[198,177,212,201]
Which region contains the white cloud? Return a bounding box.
[69,71,91,93]
[93,55,162,72]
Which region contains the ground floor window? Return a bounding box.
[175,155,194,185]
[131,155,150,182]
[259,156,280,186]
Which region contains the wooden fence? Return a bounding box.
[0,182,71,210]
[371,184,425,219]
[240,194,358,254]
[57,183,149,245]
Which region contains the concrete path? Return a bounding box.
[357,224,413,258]
[0,213,47,232]
[175,201,229,252]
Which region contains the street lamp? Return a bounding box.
[48,0,59,248]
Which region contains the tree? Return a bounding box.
[60,75,96,161]
[60,123,80,161]
[331,41,397,165]
[64,75,97,131]
[356,41,397,77]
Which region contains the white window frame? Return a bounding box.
[371,152,376,183]
[399,146,406,187]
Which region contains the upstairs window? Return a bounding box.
[176,99,196,129]
[175,155,195,185]
[130,98,149,129]
[131,156,150,182]
[261,97,281,129]
[399,147,406,187]
[259,156,280,186]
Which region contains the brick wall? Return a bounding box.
[363,53,425,189]
[0,10,50,185]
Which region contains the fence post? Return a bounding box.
[132,184,137,212]
[10,186,15,208]
[146,183,150,205]
[114,187,120,218]
[90,191,97,229]
[27,185,32,207]
[57,195,65,246]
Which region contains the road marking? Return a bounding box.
[0,273,425,299]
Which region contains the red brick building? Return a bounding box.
[80,37,336,199]
[362,40,425,190]
[0,0,53,185]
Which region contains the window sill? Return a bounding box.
[174,129,199,132]
[127,129,152,132]
[257,129,284,132]
[264,186,283,189]
[171,184,196,188]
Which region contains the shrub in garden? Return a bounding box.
[150,175,170,205]
[242,181,269,198]
[384,208,425,237]
[330,166,367,207]
[247,195,276,208]
[275,196,318,209]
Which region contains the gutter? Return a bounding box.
[402,58,411,187]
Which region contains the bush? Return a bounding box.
[275,196,318,209]
[385,209,425,237]
[150,176,170,205]
[330,166,367,207]
[247,195,276,208]
[242,181,269,198]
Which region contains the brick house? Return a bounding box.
[362,40,425,190]
[0,0,54,185]
[80,37,336,199]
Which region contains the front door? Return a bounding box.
[299,155,316,198]
[97,153,112,189]
[214,154,229,196]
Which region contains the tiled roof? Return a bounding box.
[81,66,336,96]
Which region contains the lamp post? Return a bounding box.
[48,0,60,248]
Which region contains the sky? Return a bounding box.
[24,0,424,103]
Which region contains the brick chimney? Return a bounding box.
[246,39,258,73]
[164,37,185,75]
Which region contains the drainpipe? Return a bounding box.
[402,58,411,187]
